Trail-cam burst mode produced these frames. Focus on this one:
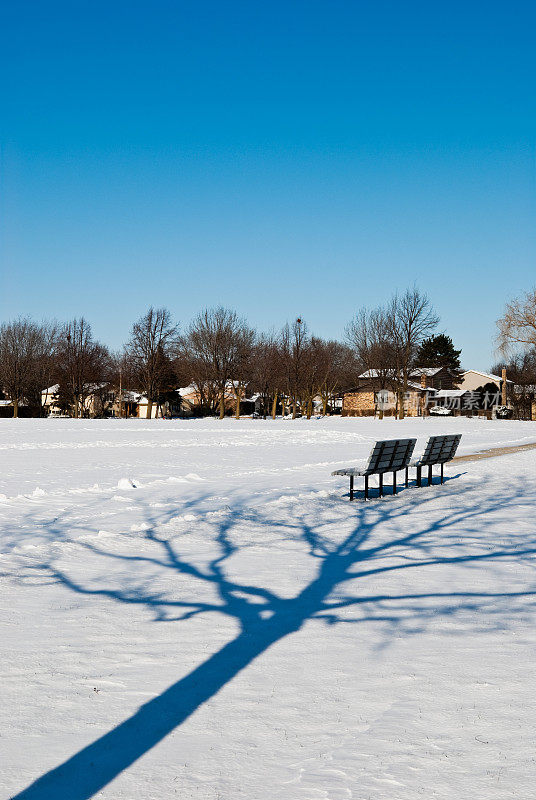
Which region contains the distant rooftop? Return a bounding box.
[411,367,443,376]
[462,369,513,383]
[435,389,468,398]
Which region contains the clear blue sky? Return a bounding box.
[1,0,534,368]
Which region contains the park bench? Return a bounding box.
[332,438,417,501]
[410,433,462,486]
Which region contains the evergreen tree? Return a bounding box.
[416,334,462,372]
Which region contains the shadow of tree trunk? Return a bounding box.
[13,621,296,799]
[12,517,371,798]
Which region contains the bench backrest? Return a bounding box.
[364,438,417,474]
[418,434,462,465]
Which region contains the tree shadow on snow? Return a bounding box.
[7,475,536,799]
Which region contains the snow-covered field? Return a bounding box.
[2,417,536,799]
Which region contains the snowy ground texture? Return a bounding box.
[2,417,536,800]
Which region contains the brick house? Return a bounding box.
[342,367,460,417]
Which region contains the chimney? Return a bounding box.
[420,372,427,390]
[501,368,507,406]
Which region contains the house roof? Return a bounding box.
[360,366,447,379]
[462,369,513,384]
[358,369,396,378]
[0,399,27,407]
[178,385,197,397]
[41,382,111,396]
[411,367,444,376]
[435,389,468,398]
[346,383,435,394]
[407,381,436,392]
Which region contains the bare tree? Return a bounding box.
[0,318,57,417]
[187,368,219,414]
[186,308,256,420]
[492,350,536,419]
[56,318,111,418]
[231,327,256,420]
[177,335,219,415]
[299,336,323,419]
[125,308,179,419]
[280,318,309,418]
[346,306,396,419]
[497,287,536,353]
[316,340,356,416]
[32,323,59,411]
[252,334,286,419]
[388,288,439,419]
[293,338,356,419]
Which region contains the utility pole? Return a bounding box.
[501,368,507,406]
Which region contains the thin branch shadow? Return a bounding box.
[7,475,536,799]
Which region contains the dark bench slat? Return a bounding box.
[411,434,462,486]
[332,438,417,500]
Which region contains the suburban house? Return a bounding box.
[41,384,115,417]
[342,367,459,417]
[41,385,68,416]
[342,377,427,417]
[458,370,512,393]
[178,382,262,416]
[41,385,185,418]
[342,366,522,418]
[127,393,185,418]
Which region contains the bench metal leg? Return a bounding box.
[405,467,409,488]
[417,466,422,487]
[440,463,444,484]
[349,475,354,501]
[428,465,433,485]
[364,475,369,501]
[379,474,383,498]
[392,471,397,495]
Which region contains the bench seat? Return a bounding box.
[332,438,417,500]
[410,434,462,486]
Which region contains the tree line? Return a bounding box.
[494,286,536,419]
[0,307,356,419]
[1,285,534,419]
